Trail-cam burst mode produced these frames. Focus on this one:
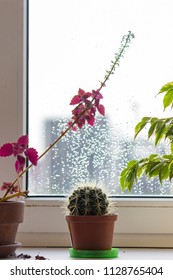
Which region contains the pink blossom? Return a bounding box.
[0,182,12,191]
[18,135,28,146]
[24,148,38,166]
[67,122,78,131]
[70,88,92,106]
[15,155,26,173]
[0,143,13,157]
[97,104,105,116]
[70,95,81,105]
[86,114,95,126]
[78,88,92,99]
[92,90,103,100]
[0,135,38,174]
[0,182,19,194]
[69,87,105,130]
[12,135,29,156]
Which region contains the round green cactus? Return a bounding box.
[67,185,109,216]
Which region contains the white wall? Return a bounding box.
[0,0,24,183]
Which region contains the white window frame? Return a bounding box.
[1,0,173,248]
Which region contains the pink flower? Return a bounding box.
[67,122,78,131]
[97,104,105,116]
[0,182,19,194]
[12,135,29,156]
[92,90,103,101]
[0,143,13,157]
[69,88,105,130]
[0,135,38,174]
[15,155,26,173]
[92,90,105,116]
[0,182,12,191]
[24,148,38,166]
[86,114,95,126]
[70,88,92,105]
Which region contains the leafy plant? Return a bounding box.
[0,135,38,200]
[0,31,134,202]
[120,82,173,191]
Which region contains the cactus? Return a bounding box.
[67,184,109,216]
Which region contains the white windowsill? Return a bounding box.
[17,196,173,248]
[4,247,173,260]
[25,196,173,207]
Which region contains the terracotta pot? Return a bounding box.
[0,201,24,258]
[66,214,118,250]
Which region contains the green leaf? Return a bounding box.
[154,121,166,145]
[136,164,146,178]
[134,121,148,139]
[163,89,173,110]
[168,161,173,180]
[141,117,151,122]
[159,163,169,183]
[148,154,160,162]
[146,162,162,178]
[151,117,159,122]
[158,82,173,93]
[120,167,130,191]
[125,172,136,192]
[165,122,173,139]
[120,160,138,191]
[164,117,172,124]
[162,154,173,161]
[126,159,138,168]
[170,142,173,154]
[148,121,157,139]
[120,169,133,192]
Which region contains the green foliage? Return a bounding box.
[67,185,109,216]
[120,81,173,192]
[134,116,173,146]
[134,117,151,139]
[158,82,173,110]
[120,154,173,191]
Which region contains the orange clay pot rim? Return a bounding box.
[66,214,118,222]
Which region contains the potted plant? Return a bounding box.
[65,183,118,258]
[0,135,38,258]
[0,31,134,258]
[120,82,173,191]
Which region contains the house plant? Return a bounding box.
[0,135,38,258]
[0,31,134,257]
[66,182,118,256]
[65,182,118,258]
[120,82,173,192]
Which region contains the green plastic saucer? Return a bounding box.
[69,248,119,258]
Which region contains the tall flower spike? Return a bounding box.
[69,31,134,132]
[0,31,134,202]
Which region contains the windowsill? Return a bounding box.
[5,247,173,260]
[25,196,173,207]
[18,196,173,248]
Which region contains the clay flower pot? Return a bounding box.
[0,201,24,258]
[66,214,118,250]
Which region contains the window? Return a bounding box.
[1,0,173,248]
[28,0,173,197]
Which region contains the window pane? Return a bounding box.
[28,0,173,196]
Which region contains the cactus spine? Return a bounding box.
[67,185,109,216]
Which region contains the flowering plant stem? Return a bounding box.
[0,31,134,202]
